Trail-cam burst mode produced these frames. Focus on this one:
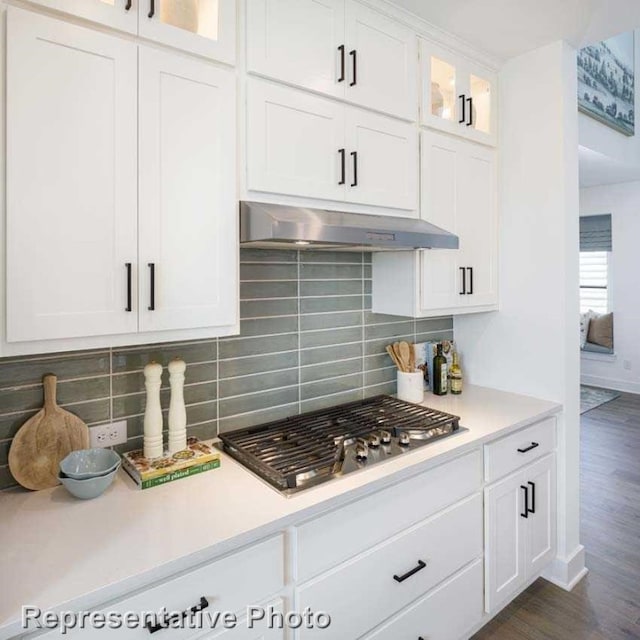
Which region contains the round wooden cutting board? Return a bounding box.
[8,374,90,490]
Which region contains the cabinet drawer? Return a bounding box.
[364,559,483,640]
[297,493,483,640]
[296,450,482,581]
[484,417,556,483]
[41,536,284,639]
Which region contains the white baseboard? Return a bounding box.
[581,374,640,395]
[542,545,588,591]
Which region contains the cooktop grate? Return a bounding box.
[218,395,460,493]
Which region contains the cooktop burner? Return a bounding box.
[218,395,465,495]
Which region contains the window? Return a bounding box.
[580,251,610,314]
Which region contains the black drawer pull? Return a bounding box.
[338,148,346,185]
[148,0,155,18]
[528,480,536,514]
[338,45,345,83]
[393,560,426,583]
[466,267,473,295]
[148,263,156,311]
[349,49,357,86]
[517,441,539,454]
[146,597,209,634]
[458,94,466,123]
[350,150,358,187]
[125,262,132,312]
[459,267,466,295]
[466,96,474,126]
[520,485,529,518]
[124,0,132,10]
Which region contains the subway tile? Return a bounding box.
[365,310,413,325]
[219,369,299,398]
[0,350,110,389]
[363,381,396,398]
[300,373,363,401]
[300,326,362,349]
[186,401,218,426]
[0,411,38,441]
[0,440,10,466]
[219,351,298,379]
[300,343,363,367]
[365,321,414,341]
[240,248,297,263]
[415,330,454,344]
[0,466,16,491]
[300,295,363,314]
[219,333,298,359]
[300,389,363,414]
[65,400,111,426]
[115,436,144,456]
[241,280,298,300]
[363,253,372,264]
[240,263,297,281]
[365,353,396,371]
[300,264,362,280]
[300,280,363,297]
[364,294,372,310]
[219,387,299,419]
[364,280,372,294]
[364,265,372,278]
[300,251,362,264]
[416,317,454,333]
[365,334,415,357]
[112,362,218,397]
[239,316,298,338]
[300,358,362,384]
[186,421,218,441]
[364,367,397,387]
[240,299,298,319]
[112,341,216,373]
[300,311,362,332]
[219,403,299,433]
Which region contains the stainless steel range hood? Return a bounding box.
[240,202,459,251]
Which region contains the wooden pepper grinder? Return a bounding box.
[168,358,187,454]
[143,362,164,459]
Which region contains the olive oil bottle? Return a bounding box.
[450,351,463,395]
[432,344,448,396]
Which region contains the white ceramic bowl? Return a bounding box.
[60,448,121,480]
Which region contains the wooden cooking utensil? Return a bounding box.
[8,374,90,490]
[392,342,406,372]
[386,345,403,371]
[398,341,413,372]
[409,343,416,372]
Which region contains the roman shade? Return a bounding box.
[580,214,612,252]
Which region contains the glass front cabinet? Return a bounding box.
[421,39,497,147]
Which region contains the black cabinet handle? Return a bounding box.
[349,49,357,86]
[458,94,466,123]
[350,151,358,187]
[148,0,155,18]
[520,485,529,518]
[145,597,209,634]
[125,263,132,312]
[393,560,427,583]
[466,96,474,126]
[338,148,346,185]
[528,481,536,514]
[338,45,345,83]
[517,442,539,454]
[459,267,466,295]
[124,0,132,10]
[148,263,156,311]
[467,267,473,294]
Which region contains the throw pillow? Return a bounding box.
[580,311,593,348]
[587,312,614,349]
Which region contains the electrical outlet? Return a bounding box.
[89,420,127,448]
[623,360,632,371]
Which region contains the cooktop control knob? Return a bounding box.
[368,433,381,448]
[379,430,392,445]
[398,431,411,447]
[355,439,369,460]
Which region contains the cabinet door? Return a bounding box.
[459,61,498,147]
[6,8,138,342]
[27,0,137,33]
[138,0,236,64]
[457,141,498,308]
[247,0,344,98]
[419,131,460,312]
[201,600,285,640]
[344,0,417,121]
[484,469,528,613]
[344,108,418,210]
[139,48,237,333]
[246,79,346,201]
[525,454,557,578]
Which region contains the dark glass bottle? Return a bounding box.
[433,344,448,396]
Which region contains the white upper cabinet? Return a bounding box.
[6,8,139,342]
[246,79,347,201]
[246,0,417,121]
[25,0,137,33]
[138,0,236,63]
[421,39,497,146]
[138,48,237,333]
[344,0,417,121]
[246,0,344,98]
[246,79,418,211]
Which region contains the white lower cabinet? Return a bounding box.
[484,454,556,613]
[201,599,285,640]
[296,493,483,639]
[364,560,484,640]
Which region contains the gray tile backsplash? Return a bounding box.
[0,250,453,490]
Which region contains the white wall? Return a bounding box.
[580,181,640,393]
[454,41,585,590]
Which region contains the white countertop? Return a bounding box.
[0,385,561,637]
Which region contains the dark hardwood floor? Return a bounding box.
[472,392,640,640]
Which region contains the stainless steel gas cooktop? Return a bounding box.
[218,395,466,496]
